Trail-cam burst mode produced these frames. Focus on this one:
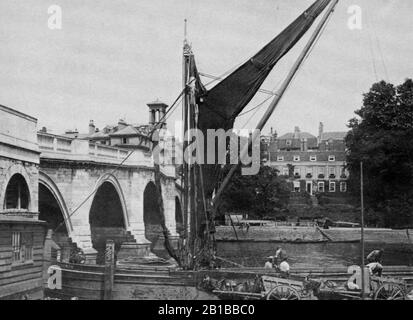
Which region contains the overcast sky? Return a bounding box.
[1,0,412,136]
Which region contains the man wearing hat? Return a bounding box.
[264,256,274,269]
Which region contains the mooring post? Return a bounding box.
[103,240,115,300]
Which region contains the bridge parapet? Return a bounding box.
[38,132,154,168]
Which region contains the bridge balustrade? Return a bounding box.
[37,132,174,175]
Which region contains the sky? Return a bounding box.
[0,0,412,137]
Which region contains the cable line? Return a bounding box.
[54,89,184,232]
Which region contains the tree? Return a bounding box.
[218,165,290,219]
[346,79,413,228]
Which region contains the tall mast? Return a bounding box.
[212,0,339,208]
[360,161,365,299]
[182,19,196,266]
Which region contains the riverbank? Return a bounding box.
[215,225,413,245]
[215,226,326,242]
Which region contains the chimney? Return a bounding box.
[303,138,308,151]
[118,119,127,131]
[318,122,324,142]
[40,126,47,133]
[89,120,95,135]
[147,100,168,129]
[294,126,300,139]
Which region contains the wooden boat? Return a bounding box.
[45,262,413,300]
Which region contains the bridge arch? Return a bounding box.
[0,164,34,212]
[93,173,129,227]
[89,174,129,264]
[38,171,72,234]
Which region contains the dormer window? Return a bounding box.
[310,155,317,162]
[293,156,300,162]
[277,156,284,162]
[328,155,335,162]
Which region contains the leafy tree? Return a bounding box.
[346,79,413,228]
[218,165,290,219]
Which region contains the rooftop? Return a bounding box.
[321,132,347,141]
[278,132,316,140]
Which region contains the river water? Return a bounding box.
[217,242,413,269]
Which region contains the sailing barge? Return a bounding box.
[44,0,412,300]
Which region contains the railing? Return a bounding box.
[38,132,72,153]
[37,132,174,176]
[88,143,130,160]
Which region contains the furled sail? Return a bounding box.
[193,0,332,196]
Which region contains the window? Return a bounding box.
[328,155,336,162]
[12,232,21,262]
[329,181,336,192]
[293,155,300,162]
[329,167,336,175]
[122,138,128,144]
[277,156,284,162]
[340,182,347,192]
[310,155,317,162]
[286,140,292,146]
[282,167,289,176]
[4,174,30,210]
[294,168,301,177]
[293,181,301,193]
[318,182,325,193]
[11,232,33,264]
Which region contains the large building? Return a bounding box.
[262,123,349,196]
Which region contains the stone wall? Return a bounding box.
[38,160,178,259]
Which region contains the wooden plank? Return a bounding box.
[0,271,43,288]
[0,268,43,286]
[0,278,43,299]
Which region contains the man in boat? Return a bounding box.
[367,248,384,264]
[274,247,287,267]
[366,262,383,277]
[279,257,290,277]
[264,257,274,269]
[366,248,384,277]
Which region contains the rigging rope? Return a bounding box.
[366,9,389,81]
[54,89,185,233]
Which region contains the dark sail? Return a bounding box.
[194,0,332,196]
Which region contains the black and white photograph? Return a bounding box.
[0,0,412,306]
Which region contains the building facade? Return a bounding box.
[263,123,349,196]
[0,105,46,300]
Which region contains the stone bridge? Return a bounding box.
[36,132,182,262]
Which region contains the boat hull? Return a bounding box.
[45,263,413,300]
